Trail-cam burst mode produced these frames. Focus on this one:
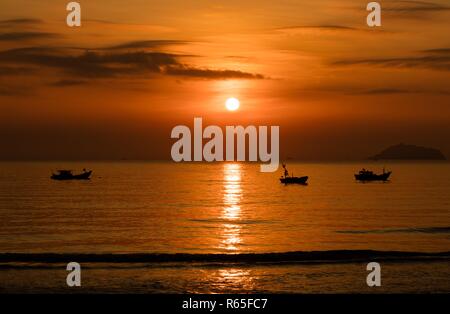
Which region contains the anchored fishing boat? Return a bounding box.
[51,169,92,181]
[280,176,309,184]
[354,168,391,182]
[279,164,308,185]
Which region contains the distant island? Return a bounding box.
[370,143,446,160]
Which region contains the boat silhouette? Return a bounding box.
[280,176,309,184]
[354,168,391,182]
[51,169,92,181]
[280,164,308,185]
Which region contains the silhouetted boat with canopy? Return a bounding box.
[354,168,391,182]
[51,169,92,181]
[280,164,308,184]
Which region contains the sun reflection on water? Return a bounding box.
[220,163,242,251]
[213,268,255,292]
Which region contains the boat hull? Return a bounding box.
[51,171,92,181]
[354,171,391,182]
[280,176,308,184]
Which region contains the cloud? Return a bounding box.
[225,55,252,60]
[422,48,450,54]
[84,19,177,33]
[348,87,450,95]
[0,66,33,75]
[0,47,177,78]
[272,24,392,36]
[354,88,413,95]
[0,31,60,41]
[293,84,449,96]
[0,45,264,80]
[0,85,30,96]
[104,40,189,50]
[349,88,448,95]
[0,18,43,26]
[275,25,358,32]
[0,18,263,81]
[332,49,450,71]
[383,0,450,13]
[164,66,264,79]
[49,79,88,87]
[380,0,450,19]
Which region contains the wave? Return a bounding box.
[336,226,450,234]
[0,250,449,266]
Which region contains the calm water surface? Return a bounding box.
[0,161,449,293]
[1,161,449,253]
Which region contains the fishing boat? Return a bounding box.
[51,169,92,181]
[354,168,391,182]
[280,176,309,184]
[279,164,308,185]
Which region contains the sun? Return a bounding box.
[225,98,240,111]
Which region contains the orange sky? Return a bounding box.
[0,0,449,160]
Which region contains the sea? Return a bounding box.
[0,161,449,293]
